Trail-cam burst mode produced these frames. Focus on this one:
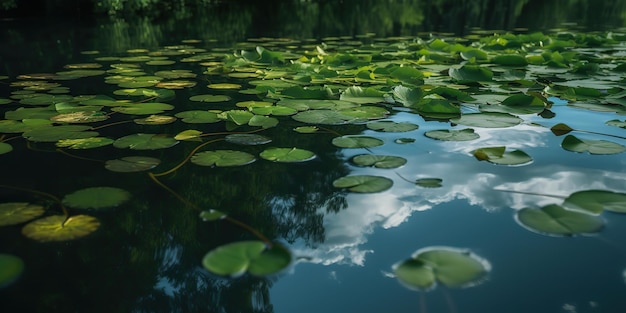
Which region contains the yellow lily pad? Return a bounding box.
[22,215,100,242]
[0,202,45,226]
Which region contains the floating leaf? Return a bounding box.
[339,86,387,104]
[174,130,203,141]
[351,154,407,168]
[450,112,522,128]
[63,187,131,210]
[199,210,227,221]
[415,178,443,188]
[515,204,604,236]
[424,128,479,141]
[293,126,319,134]
[105,156,160,173]
[175,110,221,123]
[0,142,13,155]
[113,133,179,150]
[563,190,626,214]
[0,254,24,288]
[606,119,626,129]
[111,102,174,115]
[292,110,354,125]
[491,54,528,66]
[208,83,241,90]
[190,94,231,103]
[191,150,256,167]
[248,115,278,128]
[550,123,573,136]
[473,146,532,165]
[202,241,291,277]
[22,215,100,242]
[480,94,545,114]
[392,247,490,290]
[50,111,109,123]
[56,137,114,149]
[332,175,393,193]
[394,138,416,144]
[23,125,99,142]
[392,85,423,107]
[225,134,272,145]
[221,110,254,125]
[366,121,418,132]
[259,147,316,163]
[561,135,625,155]
[449,65,493,82]
[134,115,177,125]
[332,136,384,148]
[0,203,46,226]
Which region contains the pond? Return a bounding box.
[1,1,626,313]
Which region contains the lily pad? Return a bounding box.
[450,113,522,128]
[563,190,626,214]
[0,203,46,226]
[293,126,319,134]
[339,86,387,104]
[0,142,13,155]
[50,111,109,123]
[561,135,625,155]
[351,154,407,168]
[63,187,131,210]
[515,204,604,236]
[202,241,291,277]
[134,115,177,125]
[0,254,24,288]
[191,150,256,167]
[332,175,393,193]
[174,130,203,141]
[175,111,221,123]
[105,156,161,172]
[415,178,443,188]
[189,94,231,103]
[111,102,174,115]
[424,128,479,141]
[292,110,354,125]
[199,209,227,221]
[392,247,490,290]
[113,133,179,150]
[473,146,532,165]
[22,215,100,242]
[259,147,316,163]
[366,121,419,132]
[449,65,493,82]
[225,134,272,145]
[332,136,384,148]
[56,137,114,149]
[22,125,99,142]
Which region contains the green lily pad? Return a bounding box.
[606,119,626,129]
[332,175,393,193]
[190,94,231,103]
[352,154,407,169]
[208,83,241,90]
[339,86,387,104]
[63,187,131,210]
[480,94,545,114]
[111,102,174,115]
[225,134,272,145]
[473,146,532,165]
[392,85,423,107]
[134,115,177,125]
[450,113,522,128]
[251,105,298,116]
[0,202,46,226]
[515,204,604,236]
[220,110,254,125]
[174,130,203,141]
[332,136,384,148]
[23,125,99,142]
[248,115,278,128]
[366,121,419,132]
[0,142,13,155]
[563,190,626,214]
[392,247,490,290]
[415,178,443,188]
[293,126,319,134]
[113,133,179,150]
[191,150,256,167]
[0,254,24,288]
[449,65,493,82]
[561,135,625,155]
[338,106,389,120]
[292,110,354,125]
[175,111,221,123]
[424,128,479,141]
[394,138,416,144]
[105,156,161,172]
[199,209,227,221]
[56,137,114,149]
[491,54,528,66]
[259,147,316,162]
[22,215,100,242]
[202,241,291,277]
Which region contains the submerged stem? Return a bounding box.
[493,188,567,199]
[90,119,133,131]
[152,138,224,177]
[0,184,69,217]
[56,149,105,163]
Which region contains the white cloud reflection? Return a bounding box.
[288,122,626,268]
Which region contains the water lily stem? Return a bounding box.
[493,188,567,199]
[56,149,105,163]
[151,138,224,177]
[90,119,133,131]
[0,184,69,217]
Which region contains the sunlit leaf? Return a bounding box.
[339,86,387,104]
[56,137,114,149]
[22,215,100,242]
[0,203,46,226]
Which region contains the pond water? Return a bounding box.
[1,1,626,313]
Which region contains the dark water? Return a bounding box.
[1,1,626,313]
